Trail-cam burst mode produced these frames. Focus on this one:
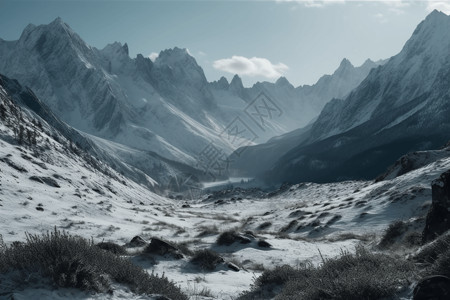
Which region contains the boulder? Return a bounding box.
[234,234,251,244]
[413,275,450,300]
[29,176,60,187]
[227,262,240,272]
[257,240,272,248]
[422,170,450,243]
[145,237,183,259]
[129,236,147,247]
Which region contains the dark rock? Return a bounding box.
[258,221,272,230]
[289,209,305,218]
[29,176,44,184]
[413,275,450,300]
[129,236,147,247]
[280,220,299,232]
[257,240,272,248]
[145,238,183,259]
[326,215,342,226]
[92,187,104,194]
[21,154,32,161]
[35,206,44,211]
[151,296,171,300]
[236,234,252,244]
[227,262,240,272]
[422,170,450,243]
[1,157,27,173]
[376,155,415,182]
[32,161,47,169]
[217,231,253,246]
[243,231,255,238]
[181,204,190,208]
[29,176,60,188]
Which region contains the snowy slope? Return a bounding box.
[309,10,450,142]
[2,69,450,298]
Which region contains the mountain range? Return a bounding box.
[231,10,450,186]
[0,17,380,187]
[3,9,450,299]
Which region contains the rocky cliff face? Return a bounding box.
[423,170,450,243]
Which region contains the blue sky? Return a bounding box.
[0,1,447,86]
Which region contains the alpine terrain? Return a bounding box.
[1,8,450,300]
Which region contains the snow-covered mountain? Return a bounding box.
[248,10,450,185]
[227,58,384,177]
[210,57,382,137]
[0,18,229,165]
[0,73,207,192]
[0,18,379,185]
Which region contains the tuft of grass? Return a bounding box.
[217,230,238,246]
[0,229,187,299]
[196,225,219,237]
[415,233,450,263]
[430,248,450,278]
[327,232,375,242]
[239,246,416,300]
[378,220,407,248]
[258,221,272,230]
[96,241,127,255]
[190,249,223,271]
[413,233,450,278]
[173,240,195,257]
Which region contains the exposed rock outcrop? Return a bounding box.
[422,170,450,243]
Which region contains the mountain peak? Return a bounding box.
[19,23,37,40]
[101,42,130,59]
[427,9,448,19]
[123,43,129,56]
[217,76,229,88]
[154,47,198,69]
[230,74,243,88]
[51,17,64,25]
[48,17,70,31]
[18,16,84,50]
[210,76,229,90]
[418,9,449,31]
[361,58,377,69]
[399,9,450,61]
[275,76,294,88]
[332,58,354,76]
[339,58,353,68]
[157,47,190,60]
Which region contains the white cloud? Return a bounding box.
[276,0,409,8]
[213,56,289,78]
[427,1,450,14]
[380,0,409,8]
[149,52,159,62]
[276,0,345,8]
[374,12,388,23]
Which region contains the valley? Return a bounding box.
[1,6,450,300]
